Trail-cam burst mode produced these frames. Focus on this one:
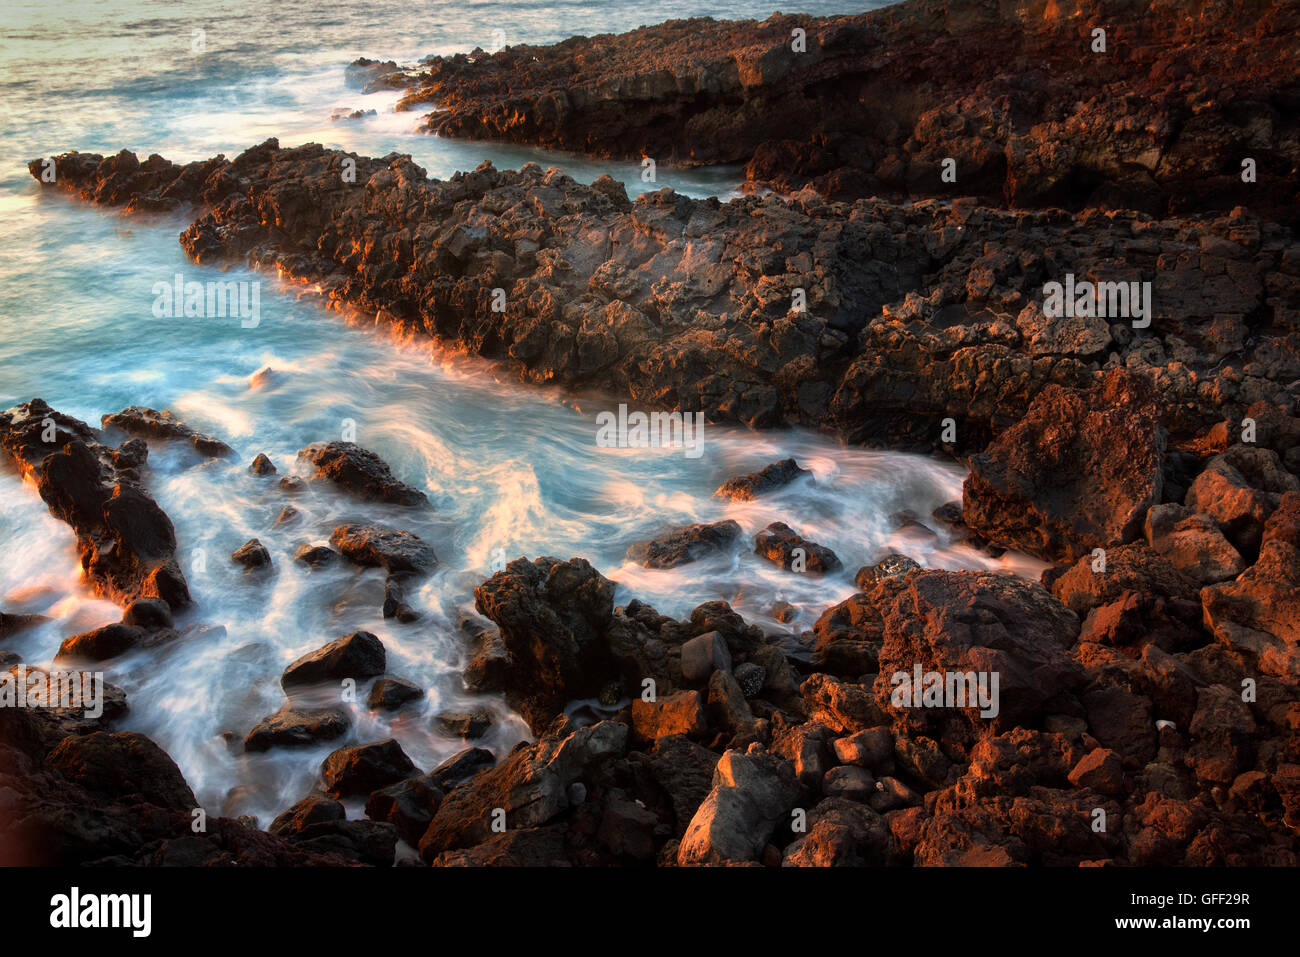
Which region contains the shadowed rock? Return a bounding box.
[715,459,810,501]
[101,406,233,458]
[329,524,437,574]
[963,371,1165,562]
[298,441,428,506]
[0,399,191,610]
[281,631,387,690]
[244,706,351,752]
[753,522,841,574]
[626,519,741,568]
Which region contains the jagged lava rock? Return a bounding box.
[963,371,1165,562]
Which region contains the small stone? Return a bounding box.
[249,453,277,476]
[231,538,271,571]
[733,662,766,697]
[681,630,731,683]
[1067,748,1126,795]
[367,676,424,711]
[435,708,493,739]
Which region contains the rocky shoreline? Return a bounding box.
[388,0,1300,218]
[3,0,1298,866]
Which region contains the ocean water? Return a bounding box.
[0,0,1031,832]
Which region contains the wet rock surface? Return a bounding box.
[297,441,428,506]
[101,406,233,458]
[28,138,1299,462]
[0,399,192,610]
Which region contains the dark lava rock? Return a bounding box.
[626,519,741,568]
[281,631,387,690]
[855,554,921,589]
[963,371,1164,562]
[297,441,428,506]
[249,453,277,475]
[753,522,842,574]
[121,597,172,629]
[231,538,271,571]
[54,623,148,663]
[473,556,618,733]
[429,747,496,790]
[244,706,351,752]
[367,676,424,711]
[715,459,810,501]
[269,794,346,837]
[320,739,417,797]
[101,406,233,458]
[329,524,438,574]
[365,774,444,846]
[435,709,493,740]
[0,399,191,609]
[0,612,51,639]
[292,543,338,569]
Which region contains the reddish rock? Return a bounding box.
[320,739,417,798]
[281,631,387,690]
[1067,748,1125,795]
[631,691,706,742]
[753,522,841,574]
[1201,492,1300,678]
[963,371,1164,562]
[626,520,741,568]
[101,406,232,458]
[714,459,811,501]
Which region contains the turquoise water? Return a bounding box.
[0,0,1025,834]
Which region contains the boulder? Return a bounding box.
[753,522,842,574]
[963,371,1164,561]
[630,690,707,741]
[869,570,1082,729]
[1186,446,1299,554]
[320,739,417,798]
[677,747,800,865]
[419,719,626,859]
[714,459,810,501]
[281,631,386,690]
[244,706,351,752]
[1143,503,1245,585]
[473,556,618,733]
[680,630,731,683]
[625,520,741,568]
[249,453,277,475]
[329,524,438,574]
[367,676,423,711]
[365,775,444,846]
[782,797,894,866]
[297,441,428,505]
[1201,492,1300,677]
[231,538,271,571]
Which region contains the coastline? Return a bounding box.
[2,0,1299,869]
